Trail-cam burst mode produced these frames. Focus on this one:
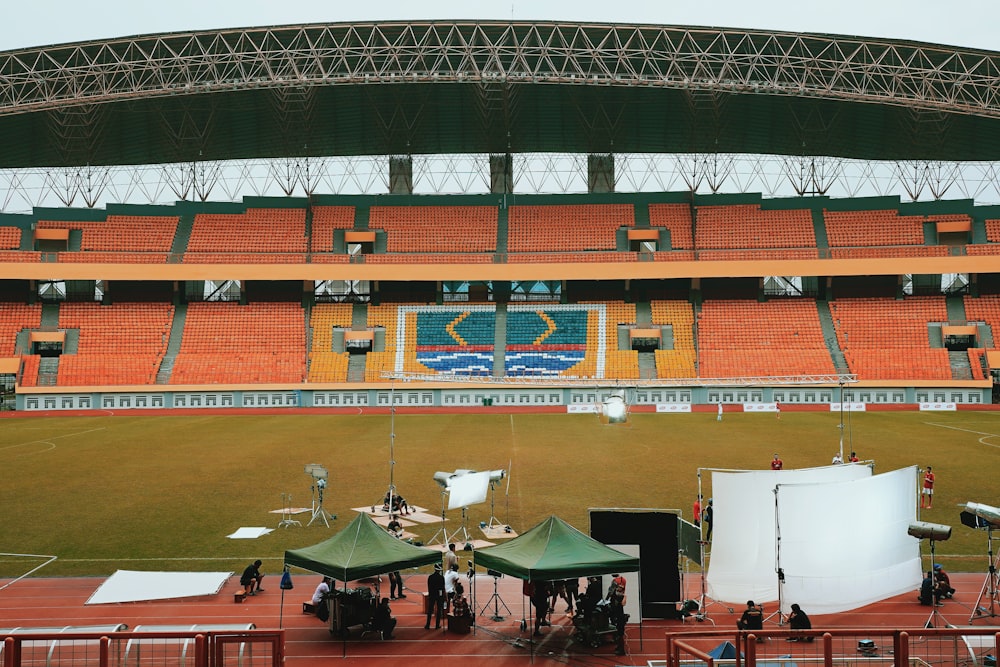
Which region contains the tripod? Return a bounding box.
[428,490,450,545]
[277,492,301,528]
[480,573,511,621]
[307,479,330,527]
[448,506,472,545]
[970,525,1000,623]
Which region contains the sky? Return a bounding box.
[2,0,998,52]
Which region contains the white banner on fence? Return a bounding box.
[655,403,692,413]
[919,402,957,411]
[743,402,778,412]
[830,402,867,412]
[567,404,600,414]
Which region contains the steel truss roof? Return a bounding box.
[1,22,1000,168]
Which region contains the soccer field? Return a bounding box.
[0,409,996,578]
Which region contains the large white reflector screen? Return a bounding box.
[777,466,921,614]
[706,464,871,604]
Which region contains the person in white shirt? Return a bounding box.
[832,452,843,464]
[444,563,461,612]
[312,577,332,605]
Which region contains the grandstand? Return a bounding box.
[0,20,999,412]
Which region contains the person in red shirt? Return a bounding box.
[693,496,702,527]
[849,451,859,463]
[771,454,783,470]
[921,466,935,509]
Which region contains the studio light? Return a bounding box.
[908,521,952,541]
[488,469,506,483]
[433,469,476,489]
[965,502,1000,528]
[304,463,328,480]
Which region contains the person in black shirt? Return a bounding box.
[787,603,813,641]
[737,600,763,631]
[425,564,445,629]
[372,597,397,639]
[240,560,264,596]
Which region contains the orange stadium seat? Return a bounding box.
[696,299,835,378]
[169,302,306,384]
[830,296,951,380]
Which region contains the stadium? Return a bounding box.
[2,15,1000,667]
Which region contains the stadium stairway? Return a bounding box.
[634,301,652,325]
[493,303,507,376]
[811,209,829,250]
[155,303,187,384]
[37,357,58,386]
[496,204,509,254]
[39,303,59,329]
[816,300,850,373]
[945,294,967,322]
[347,303,368,382]
[170,213,195,257]
[949,350,974,380]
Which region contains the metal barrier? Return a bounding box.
[0,627,281,667]
[658,627,1000,667]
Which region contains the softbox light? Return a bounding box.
[447,471,490,510]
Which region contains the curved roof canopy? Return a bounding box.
[2,21,1000,167]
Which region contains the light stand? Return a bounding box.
[428,488,450,546]
[480,570,511,621]
[964,503,1000,623]
[277,492,301,528]
[971,525,1000,622]
[448,506,472,545]
[766,487,786,626]
[694,469,730,621]
[305,464,331,527]
[908,521,952,628]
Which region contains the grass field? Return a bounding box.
[0,409,997,579]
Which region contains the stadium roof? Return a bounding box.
[2,21,1000,168]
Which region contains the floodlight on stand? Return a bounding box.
[966,502,1000,528]
[305,463,331,528]
[908,521,951,628]
[962,502,1000,624]
[908,521,952,541]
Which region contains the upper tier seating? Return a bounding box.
[369,206,497,253]
[648,204,694,249]
[184,208,307,261]
[0,227,21,249]
[695,205,817,250]
[830,296,950,380]
[56,302,174,386]
[35,215,179,263]
[307,303,354,383]
[651,300,697,378]
[824,210,924,247]
[169,302,306,384]
[311,206,356,252]
[697,299,836,378]
[507,204,633,252]
[985,219,1000,243]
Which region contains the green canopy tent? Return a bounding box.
[284,512,441,581]
[284,512,441,652]
[473,515,640,581]
[473,516,641,655]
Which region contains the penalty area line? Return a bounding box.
[924,421,1000,448]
